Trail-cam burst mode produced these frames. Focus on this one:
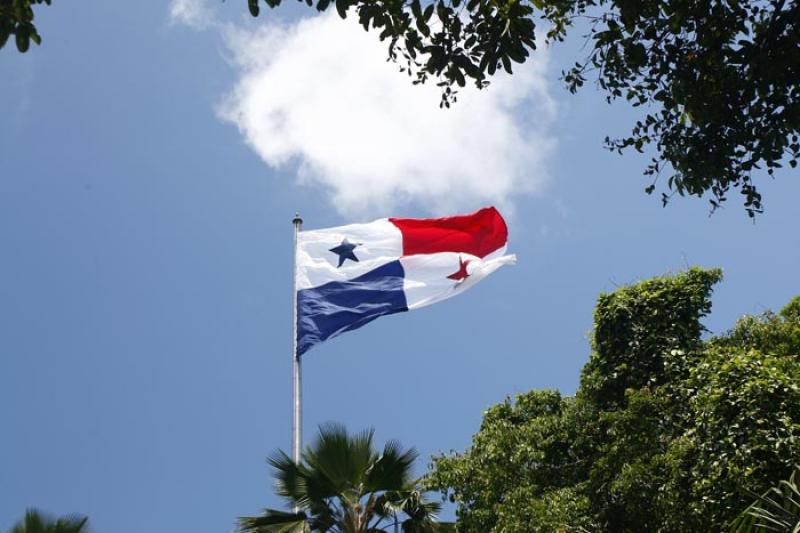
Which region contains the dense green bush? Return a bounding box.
[427,269,800,532]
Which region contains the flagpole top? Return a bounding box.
[293,212,303,226]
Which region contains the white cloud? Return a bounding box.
[169,0,216,30]
[172,4,557,215]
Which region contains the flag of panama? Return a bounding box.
[296,206,515,355]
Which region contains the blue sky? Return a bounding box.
[2,2,799,532]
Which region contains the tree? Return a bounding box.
[425,268,800,531]
[239,423,451,532]
[248,0,800,215]
[424,390,597,532]
[8,509,90,533]
[0,0,51,53]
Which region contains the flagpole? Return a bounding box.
[292,212,303,472]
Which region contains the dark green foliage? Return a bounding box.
[709,296,800,357]
[581,267,722,409]
[0,0,51,53]
[8,509,90,533]
[586,388,673,530]
[240,423,451,532]
[678,348,800,527]
[427,268,800,532]
[248,0,800,215]
[564,0,800,216]
[425,391,597,532]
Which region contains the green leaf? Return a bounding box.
[16,30,30,53]
[501,54,512,73]
[415,12,430,37]
[436,2,448,24]
[454,68,465,87]
[411,0,422,20]
[335,0,349,19]
[0,26,9,50]
[423,4,434,22]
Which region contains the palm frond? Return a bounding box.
[238,509,310,533]
[373,489,445,533]
[55,516,90,533]
[366,440,418,493]
[730,467,800,532]
[305,500,339,532]
[269,450,308,504]
[305,424,377,498]
[10,509,90,533]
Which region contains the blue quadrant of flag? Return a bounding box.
[297,261,408,355]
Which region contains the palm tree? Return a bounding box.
[238,424,451,533]
[730,467,800,532]
[9,509,90,533]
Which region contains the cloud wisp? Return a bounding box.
[169,0,217,30]
[172,3,558,215]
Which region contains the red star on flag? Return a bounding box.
[447,257,471,282]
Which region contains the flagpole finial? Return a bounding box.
[293,212,303,226]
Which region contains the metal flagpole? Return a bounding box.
[292,212,303,471]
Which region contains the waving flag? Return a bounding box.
[296,207,515,355]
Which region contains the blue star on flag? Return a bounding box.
[329,238,360,267]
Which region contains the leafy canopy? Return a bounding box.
[426,268,800,532]
[248,0,800,215]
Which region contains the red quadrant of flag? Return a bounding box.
[389,206,508,258]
